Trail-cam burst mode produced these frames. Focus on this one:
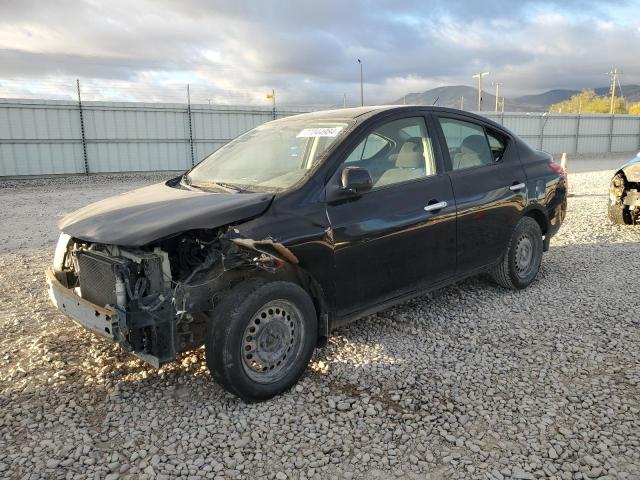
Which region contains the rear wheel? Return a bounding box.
[491,216,543,290]
[206,279,317,401]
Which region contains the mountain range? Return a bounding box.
[392,85,640,112]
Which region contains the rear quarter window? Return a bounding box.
[486,129,509,162]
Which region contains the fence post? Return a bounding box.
[271,89,276,120]
[76,79,89,174]
[574,114,581,154]
[186,84,195,167]
[608,114,615,153]
[539,113,548,151]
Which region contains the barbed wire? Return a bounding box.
[0,78,344,108]
[0,79,275,104]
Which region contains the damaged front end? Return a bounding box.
[47,228,298,367]
[609,172,640,225]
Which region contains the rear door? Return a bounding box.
[432,113,527,274]
[326,113,457,316]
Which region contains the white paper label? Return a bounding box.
[296,127,343,138]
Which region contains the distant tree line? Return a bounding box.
[550,89,640,114]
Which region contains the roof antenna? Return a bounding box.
[432,96,439,106]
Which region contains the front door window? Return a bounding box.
[344,117,437,187]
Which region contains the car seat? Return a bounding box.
[376,138,425,186]
[453,134,493,170]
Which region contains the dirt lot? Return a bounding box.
[0,155,639,480]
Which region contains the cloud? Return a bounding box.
[0,0,638,104]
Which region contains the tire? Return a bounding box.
[608,202,628,225]
[491,216,543,290]
[608,175,630,225]
[206,279,317,401]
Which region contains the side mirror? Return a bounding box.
[341,166,373,194]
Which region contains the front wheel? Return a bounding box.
[608,174,630,225]
[491,216,543,290]
[206,279,317,401]
[608,202,628,225]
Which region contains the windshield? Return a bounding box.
[187,118,349,192]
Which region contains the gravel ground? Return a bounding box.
[0,155,639,480]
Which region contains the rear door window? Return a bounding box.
[438,118,494,171]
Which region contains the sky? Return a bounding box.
[1,0,639,106]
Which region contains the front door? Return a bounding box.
[433,113,527,274]
[326,114,457,316]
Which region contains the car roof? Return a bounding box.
[284,105,500,125]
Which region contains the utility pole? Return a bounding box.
[501,97,505,113]
[493,81,502,112]
[357,59,364,106]
[608,68,620,115]
[472,71,489,111]
[343,93,347,108]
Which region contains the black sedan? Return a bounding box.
[47,106,567,401]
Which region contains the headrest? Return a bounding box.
[396,138,423,168]
[461,135,492,164]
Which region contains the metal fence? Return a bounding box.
[482,112,640,156]
[0,98,313,176]
[1,98,640,176]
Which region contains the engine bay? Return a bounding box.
[51,228,298,366]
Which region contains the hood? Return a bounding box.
[59,180,275,246]
[620,153,640,182]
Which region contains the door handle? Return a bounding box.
[424,201,447,212]
[509,182,526,191]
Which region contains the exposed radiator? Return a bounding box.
[76,251,125,307]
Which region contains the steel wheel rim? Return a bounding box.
[241,300,304,384]
[514,233,535,277]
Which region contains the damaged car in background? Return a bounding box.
[608,152,640,225]
[47,106,566,401]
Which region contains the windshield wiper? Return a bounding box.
[213,181,247,193]
[189,181,248,193]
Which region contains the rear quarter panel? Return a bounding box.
[517,141,567,237]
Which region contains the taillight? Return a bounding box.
[548,160,568,193]
[548,162,564,175]
[549,161,568,180]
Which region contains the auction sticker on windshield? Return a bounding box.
[296,127,343,138]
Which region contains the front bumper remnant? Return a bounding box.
[46,268,118,340]
[46,268,166,368]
